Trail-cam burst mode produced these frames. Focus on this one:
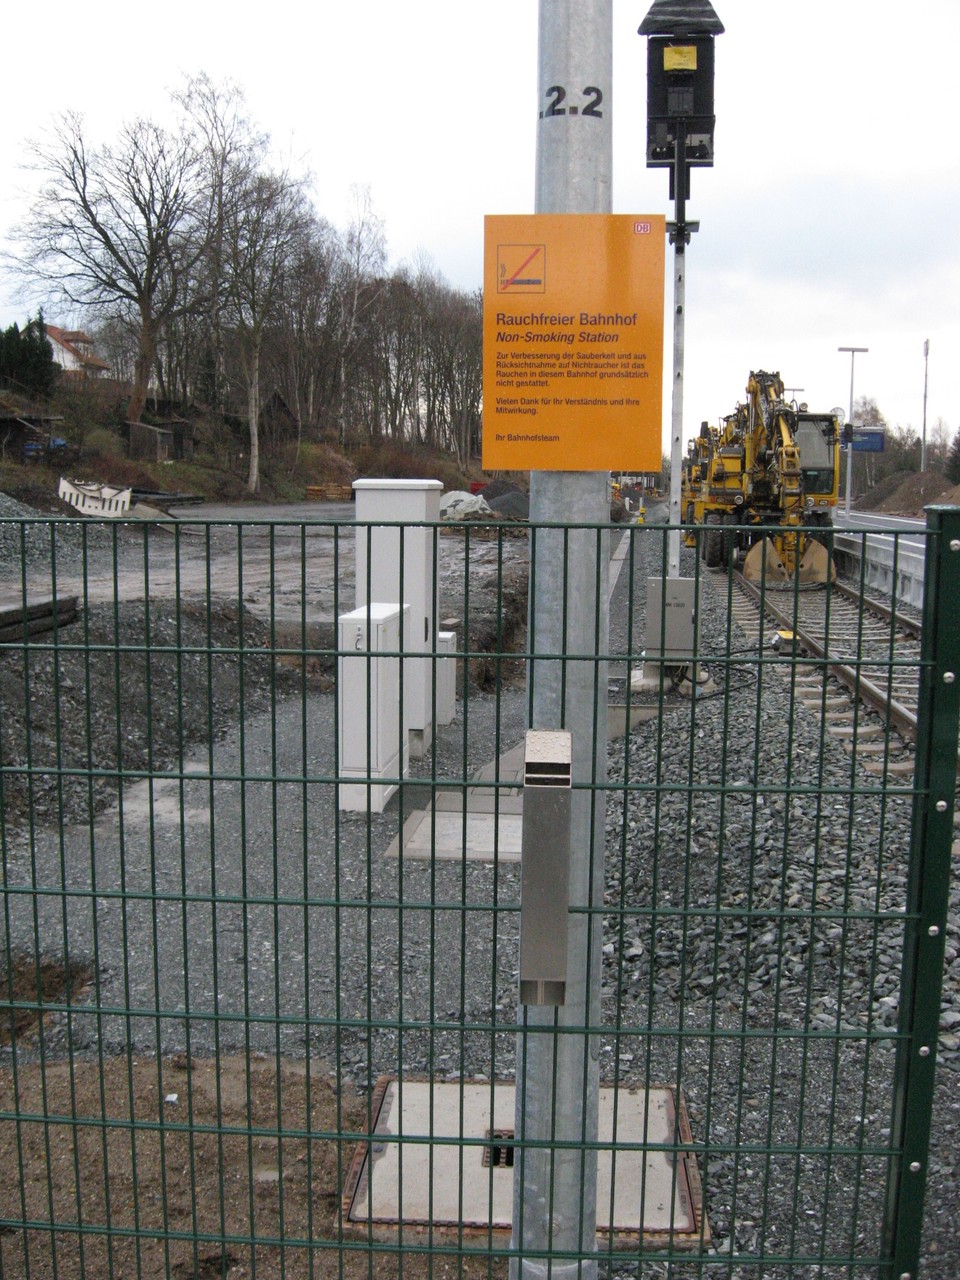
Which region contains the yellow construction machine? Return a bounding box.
[681,371,840,584]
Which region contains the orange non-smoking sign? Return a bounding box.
[482,214,665,471]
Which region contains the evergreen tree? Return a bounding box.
[0,323,17,384]
[946,428,960,485]
[0,314,58,397]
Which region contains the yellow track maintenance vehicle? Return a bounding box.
[682,370,840,584]
[681,428,712,528]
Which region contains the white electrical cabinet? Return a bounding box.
[337,603,409,812]
[354,480,443,756]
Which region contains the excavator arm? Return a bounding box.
[693,369,838,585]
[741,372,835,584]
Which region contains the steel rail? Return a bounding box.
[830,578,923,640]
[734,573,920,740]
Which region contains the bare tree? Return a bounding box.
[223,163,310,492]
[418,274,482,463]
[5,85,487,491]
[852,395,891,493]
[946,427,960,485]
[334,185,386,445]
[270,217,342,448]
[357,271,422,443]
[91,315,139,384]
[926,416,952,474]
[9,111,208,422]
[175,74,268,408]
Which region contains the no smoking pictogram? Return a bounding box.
[497,243,546,293]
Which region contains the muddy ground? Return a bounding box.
[1,1051,506,1279]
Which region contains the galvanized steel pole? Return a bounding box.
[668,244,685,577]
[666,155,696,577]
[667,111,694,580]
[511,4,611,1278]
[921,338,929,474]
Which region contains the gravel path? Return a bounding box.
[0,502,957,1275]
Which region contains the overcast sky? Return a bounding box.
[2,1,957,454]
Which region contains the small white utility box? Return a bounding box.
[338,603,409,812]
[354,479,443,758]
[435,630,457,726]
[645,576,697,663]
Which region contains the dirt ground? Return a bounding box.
[0,1046,508,1279]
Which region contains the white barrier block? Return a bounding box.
[436,630,457,726]
[337,603,409,812]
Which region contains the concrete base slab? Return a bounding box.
[434,791,523,816]
[630,664,716,700]
[344,1078,707,1248]
[408,723,433,760]
[630,665,664,695]
[385,809,522,861]
[384,744,525,862]
[473,742,525,787]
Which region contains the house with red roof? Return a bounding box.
[45,326,110,378]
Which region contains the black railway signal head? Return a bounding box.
[639,0,724,170]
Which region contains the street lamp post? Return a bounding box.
[921,338,930,473]
[838,345,868,520]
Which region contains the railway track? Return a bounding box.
[720,570,923,780]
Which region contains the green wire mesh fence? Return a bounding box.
[0,506,957,1279]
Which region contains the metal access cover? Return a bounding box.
[343,1078,707,1248]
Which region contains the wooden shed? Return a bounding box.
[127,421,173,463]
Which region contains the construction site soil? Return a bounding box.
[855,469,960,515]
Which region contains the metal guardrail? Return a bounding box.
[833,529,926,609]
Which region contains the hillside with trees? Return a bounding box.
[3,76,482,495]
[3,78,957,513]
[845,395,960,514]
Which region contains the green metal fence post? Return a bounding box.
[883,506,960,1278]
